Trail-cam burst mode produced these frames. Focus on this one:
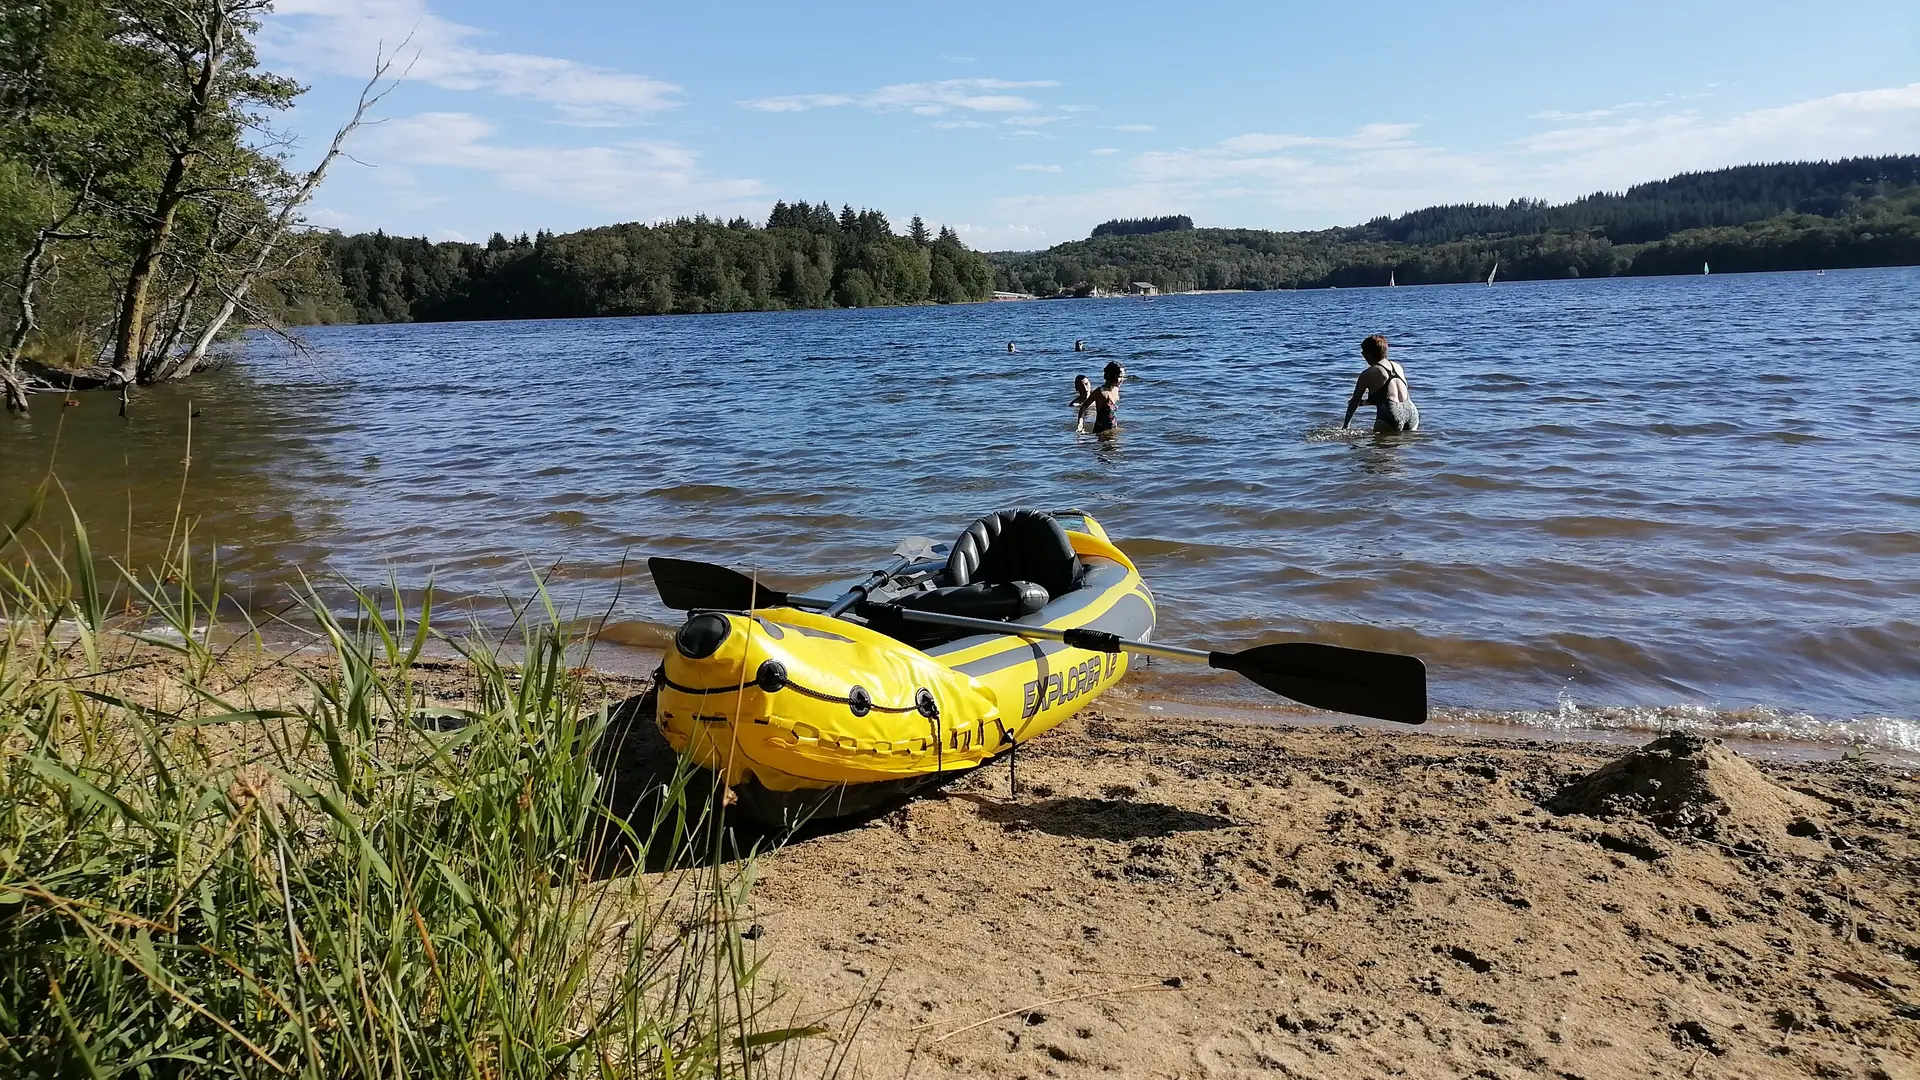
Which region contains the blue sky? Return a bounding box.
[265,0,1920,250]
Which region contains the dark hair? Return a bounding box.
[1103,361,1123,381]
[1361,335,1388,362]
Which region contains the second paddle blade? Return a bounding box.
[1213,642,1428,725]
[648,557,784,611]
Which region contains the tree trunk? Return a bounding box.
[1,367,27,413]
[109,8,228,387]
[168,53,397,382]
[3,177,95,413]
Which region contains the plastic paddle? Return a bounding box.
[645,556,1427,726]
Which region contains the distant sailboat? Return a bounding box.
[1389,270,1397,287]
[1487,260,1499,286]
[1703,262,1710,275]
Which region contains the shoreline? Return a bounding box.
[262,263,1920,330]
[41,618,1918,763]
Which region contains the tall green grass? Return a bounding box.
[0,506,816,1077]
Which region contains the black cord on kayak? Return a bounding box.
[1009,734,1018,798]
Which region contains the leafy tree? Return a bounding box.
[992,157,1920,294]
[0,0,387,413]
[1090,215,1194,238]
[316,205,998,323]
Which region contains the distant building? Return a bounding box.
[1128,281,1159,296]
[990,291,1034,301]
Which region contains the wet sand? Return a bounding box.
[736,703,1919,1079]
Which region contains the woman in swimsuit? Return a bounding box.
[1077,362,1124,434]
[1344,334,1419,433]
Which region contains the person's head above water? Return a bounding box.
[1074,374,1091,393]
[1361,335,1389,364]
[1103,361,1124,385]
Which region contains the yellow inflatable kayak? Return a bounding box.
[653,509,1153,825]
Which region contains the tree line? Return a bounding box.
[1089,215,1193,238]
[323,202,1000,325]
[1358,156,1920,246]
[992,157,1920,296]
[0,0,384,413]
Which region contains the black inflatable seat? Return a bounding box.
[898,580,1049,621]
[940,509,1082,602]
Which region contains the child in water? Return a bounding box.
[1070,374,1093,411]
[1344,334,1419,432]
[1076,362,1124,434]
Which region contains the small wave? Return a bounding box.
[1651,421,1742,436]
[1303,425,1365,443]
[1536,515,1677,539]
[642,483,746,504]
[535,510,591,528]
[1464,696,1920,759]
[591,619,675,648]
[1122,537,1263,563]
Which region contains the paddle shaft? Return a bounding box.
[784,592,1214,666]
[820,554,915,618]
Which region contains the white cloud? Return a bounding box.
[1004,115,1063,127]
[1529,103,1648,123]
[931,119,991,130]
[1517,82,1920,193]
[1090,147,1119,155]
[266,0,680,124]
[995,81,1920,239]
[1114,123,1155,132]
[1216,123,1416,153]
[952,222,1051,250]
[742,78,1059,116]
[363,112,767,218]
[303,206,358,230]
[1015,164,1063,173]
[435,228,471,243]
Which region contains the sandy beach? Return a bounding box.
[16,635,1917,1079]
[693,701,1920,1080]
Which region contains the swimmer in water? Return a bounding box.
[1343,334,1419,433]
[1007,342,1018,353]
[1076,361,1124,434]
[1074,339,1086,352]
[1070,373,1093,410]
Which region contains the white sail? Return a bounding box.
[1389,270,1396,287]
[1487,260,1498,286]
[1703,262,1710,275]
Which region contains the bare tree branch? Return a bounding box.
[171,41,407,380]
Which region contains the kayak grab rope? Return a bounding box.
[654,671,924,716]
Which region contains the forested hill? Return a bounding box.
[323,202,999,324]
[992,156,1920,295]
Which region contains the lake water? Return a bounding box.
[6,269,1918,754]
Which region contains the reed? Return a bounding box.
[0,501,813,1077]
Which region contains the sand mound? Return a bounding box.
[1545,732,1826,847]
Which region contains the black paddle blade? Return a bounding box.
[1211,642,1428,725]
[647,557,787,611]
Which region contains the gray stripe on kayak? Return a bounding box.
[949,593,1156,678]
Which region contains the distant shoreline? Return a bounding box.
[283,263,1917,327]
